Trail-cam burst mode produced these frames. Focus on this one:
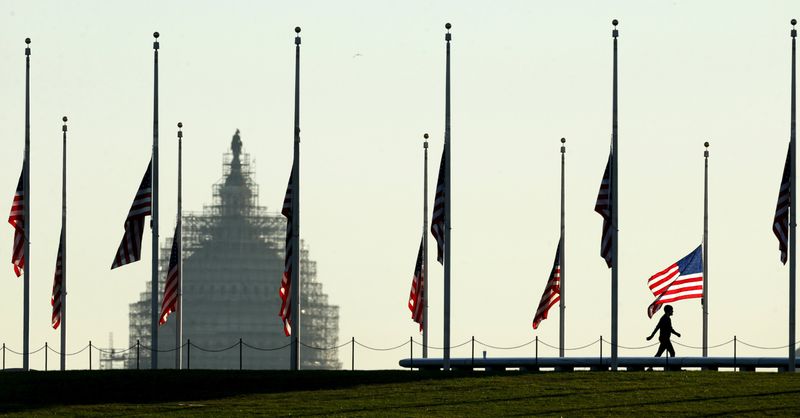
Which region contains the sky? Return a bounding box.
[1,0,799,370]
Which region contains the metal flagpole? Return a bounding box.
[61,116,68,371]
[443,22,452,372]
[789,19,797,373]
[703,141,709,358]
[560,138,566,358]
[176,122,183,370]
[151,31,160,370]
[23,37,31,372]
[423,133,429,358]
[610,19,619,371]
[290,26,302,371]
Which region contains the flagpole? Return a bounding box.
[789,19,797,373]
[559,138,566,358]
[151,31,160,370]
[61,116,68,371]
[290,26,302,371]
[610,19,619,371]
[176,122,183,370]
[443,22,452,372]
[23,37,31,372]
[703,141,709,358]
[423,133,429,359]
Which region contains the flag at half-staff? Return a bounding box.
[533,240,561,330]
[51,228,64,329]
[8,170,25,276]
[431,151,446,264]
[595,153,612,268]
[159,225,180,325]
[774,145,791,264]
[279,168,294,336]
[110,160,153,269]
[646,245,703,318]
[408,238,425,331]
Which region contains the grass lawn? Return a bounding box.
[1,370,799,416]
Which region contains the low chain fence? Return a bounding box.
[1,335,798,371]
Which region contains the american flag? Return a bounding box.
[594,154,612,268]
[408,238,425,331]
[774,146,791,265]
[647,245,703,318]
[532,240,561,330]
[8,169,25,277]
[159,224,180,325]
[51,229,64,329]
[431,150,446,264]
[279,168,294,336]
[111,160,152,269]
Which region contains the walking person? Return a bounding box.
[646,305,681,357]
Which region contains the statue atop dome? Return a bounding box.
[231,129,242,165]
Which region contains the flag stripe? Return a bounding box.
[774,145,791,264]
[111,160,152,270]
[408,238,425,331]
[532,241,561,330]
[594,154,612,268]
[646,246,703,318]
[8,169,25,277]
[50,229,64,329]
[159,224,180,325]
[279,167,294,337]
[431,150,446,264]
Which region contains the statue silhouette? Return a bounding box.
[646,305,681,357]
[231,129,242,164]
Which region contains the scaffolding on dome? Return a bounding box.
[126,130,340,369]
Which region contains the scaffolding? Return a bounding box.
[126,130,340,369]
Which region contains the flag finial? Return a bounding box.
[445,23,452,41]
[792,19,797,38]
[424,133,429,148]
[612,19,619,38]
[704,141,709,158]
[62,116,68,132]
[561,137,566,153]
[25,38,30,56]
[177,122,183,139]
[153,32,160,50]
[25,38,30,44]
[295,26,301,45]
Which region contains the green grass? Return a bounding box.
[1,370,799,416]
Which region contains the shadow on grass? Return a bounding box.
[0,369,473,413]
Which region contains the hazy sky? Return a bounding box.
[1,1,799,370]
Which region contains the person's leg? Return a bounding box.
[667,341,675,357]
[655,342,666,357]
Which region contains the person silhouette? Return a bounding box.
[646,305,681,357]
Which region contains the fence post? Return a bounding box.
[187,339,191,370]
[351,337,355,371]
[535,336,539,368]
[2,343,4,370]
[239,338,243,371]
[599,336,603,370]
[89,340,92,371]
[410,337,413,371]
[733,335,737,372]
[136,339,140,370]
[471,336,475,370]
[45,342,48,371]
